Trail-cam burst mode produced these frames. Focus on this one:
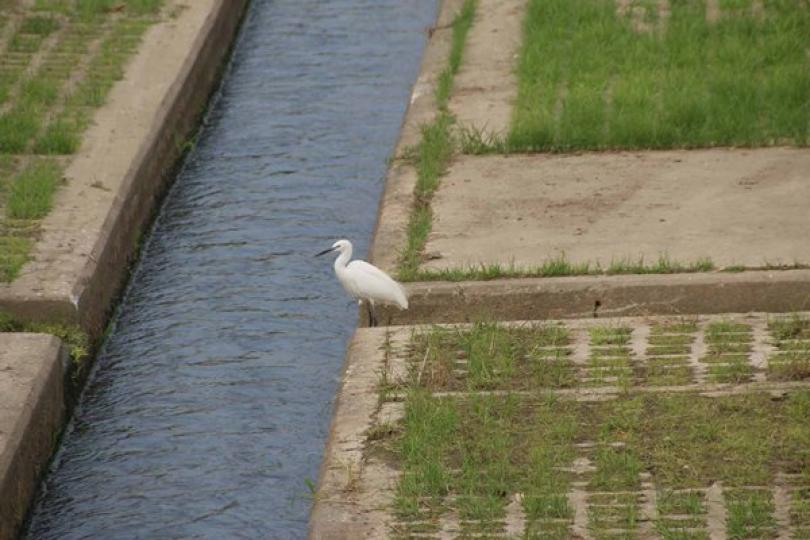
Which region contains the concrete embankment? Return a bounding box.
[0,335,65,540]
[0,1,247,537]
[0,0,247,339]
[310,0,810,536]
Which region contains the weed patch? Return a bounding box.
[390,375,810,537]
[407,255,716,282]
[0,0,163,281]
[397,0,476,280]
[768,315,810,381]
[510,0,810,151]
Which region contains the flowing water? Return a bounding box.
[24,1,435,537]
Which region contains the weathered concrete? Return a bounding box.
[368,0,467,274]
[310,315,810,538]
[378,269,810,326]
[0,1,248,536]
[0,334,65,540]
[308,328,398,540]
[448,0,525,134]
[0,0,248,339]
[424,149,810,271]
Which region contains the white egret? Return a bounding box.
[315,239,408,326]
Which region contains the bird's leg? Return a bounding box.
[369,302,378,327]
[365,301,377,327]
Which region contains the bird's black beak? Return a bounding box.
[315,247,335,257]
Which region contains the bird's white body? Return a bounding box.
[331,241,408,309]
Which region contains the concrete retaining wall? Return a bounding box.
[0,335,65,540]
[373,269,810,326]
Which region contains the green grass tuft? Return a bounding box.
[404,255,716,282]
[20,16,61,35]
[435,0,476,109]
[0,106,43,153]
[510,0,810,151]
[34,118,81,154]
[0,236,31,281]
[6,159,61,219]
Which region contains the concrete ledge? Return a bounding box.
[309,328,393,540]
[0,0,248,339]
[0,334,65,540]
[368,0,465,274]
[373,270,810,325]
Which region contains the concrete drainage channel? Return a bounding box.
[0,1,248,537]
[1,0,809,538]
[5,0,441,537]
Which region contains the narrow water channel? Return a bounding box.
[25,1,435,537]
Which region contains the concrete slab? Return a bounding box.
[310,315,810,539]
[0,334,65,540]
[369,0,467,274]
[448,0,525,135]
[423,149,810,271]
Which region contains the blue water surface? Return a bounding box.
[25,1,436,537]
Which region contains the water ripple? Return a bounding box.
[24,0,436,537]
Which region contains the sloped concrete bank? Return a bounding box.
[0,0,248,339]
[0,1,248,537]
[312,0,810,535]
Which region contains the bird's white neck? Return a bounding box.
[333,245,352,272]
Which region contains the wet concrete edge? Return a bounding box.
[308,328,392,540]
[0,335,66,540]
[0,0,249,340]
[309,0,462,536]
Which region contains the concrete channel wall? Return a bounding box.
[0,0,248,340]
[0,335,65,540]
[0,1,248,537]
[309,0,464,537]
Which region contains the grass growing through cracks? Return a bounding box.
[408,254,715,282]
[767,315,810,381]
[377,322,810,537]
[508,0,810,151]
[6,159,61,219]
[0,0,163,282]
[398,0,476,281]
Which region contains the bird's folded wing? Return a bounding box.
[347,260,408,309]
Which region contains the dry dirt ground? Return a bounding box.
[423,148,810,271]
